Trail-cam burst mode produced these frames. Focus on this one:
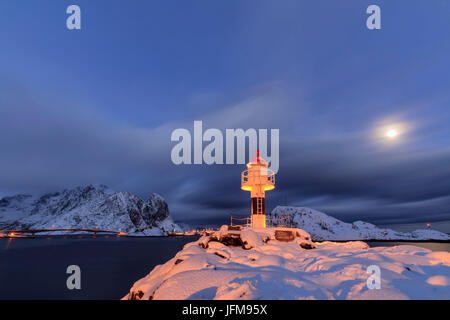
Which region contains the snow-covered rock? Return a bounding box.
[124,227,450,300]
[0,185,180,235]
[269,206,450,241]
[199,225,315,250]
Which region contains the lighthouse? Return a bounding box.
[241,150,275,228]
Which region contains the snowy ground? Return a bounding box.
[124,226,450,300]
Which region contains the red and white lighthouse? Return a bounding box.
[241,150,275,228]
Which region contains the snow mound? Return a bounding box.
[269,206,450,241]
[123,227,450,300]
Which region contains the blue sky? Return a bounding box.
[1,1,450,227]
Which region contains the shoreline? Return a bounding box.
[0,234,449,243]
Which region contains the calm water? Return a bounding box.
[0,236,448,300]
[0,235,198,300]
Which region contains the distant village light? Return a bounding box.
[241,150,275,228]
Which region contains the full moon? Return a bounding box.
[386,129,398,138]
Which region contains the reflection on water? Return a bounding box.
[4,238,12,250]
[0,235,198,300]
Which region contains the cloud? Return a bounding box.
[1,82,450,226]
[167,130,450,225]
[0,82,170,195]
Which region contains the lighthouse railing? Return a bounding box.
[229,214,292,228]
[241,168,275,188]
[229,214,251,228]
[266,216,292,228]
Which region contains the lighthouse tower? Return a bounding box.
[241,150,275,228]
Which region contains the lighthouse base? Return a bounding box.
[251,215,266,228]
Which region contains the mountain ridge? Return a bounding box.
[269,206,450,241]
[0,185,180,236]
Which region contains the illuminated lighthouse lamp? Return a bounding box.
[241,150,275,228]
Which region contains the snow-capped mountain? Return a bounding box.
[0,185,180,235]
[269,206,450,241]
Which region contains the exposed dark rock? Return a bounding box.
[141,193,169,226]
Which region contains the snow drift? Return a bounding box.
[269,206,450,241]
[0,185,180,235]
[124,226,450,300]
